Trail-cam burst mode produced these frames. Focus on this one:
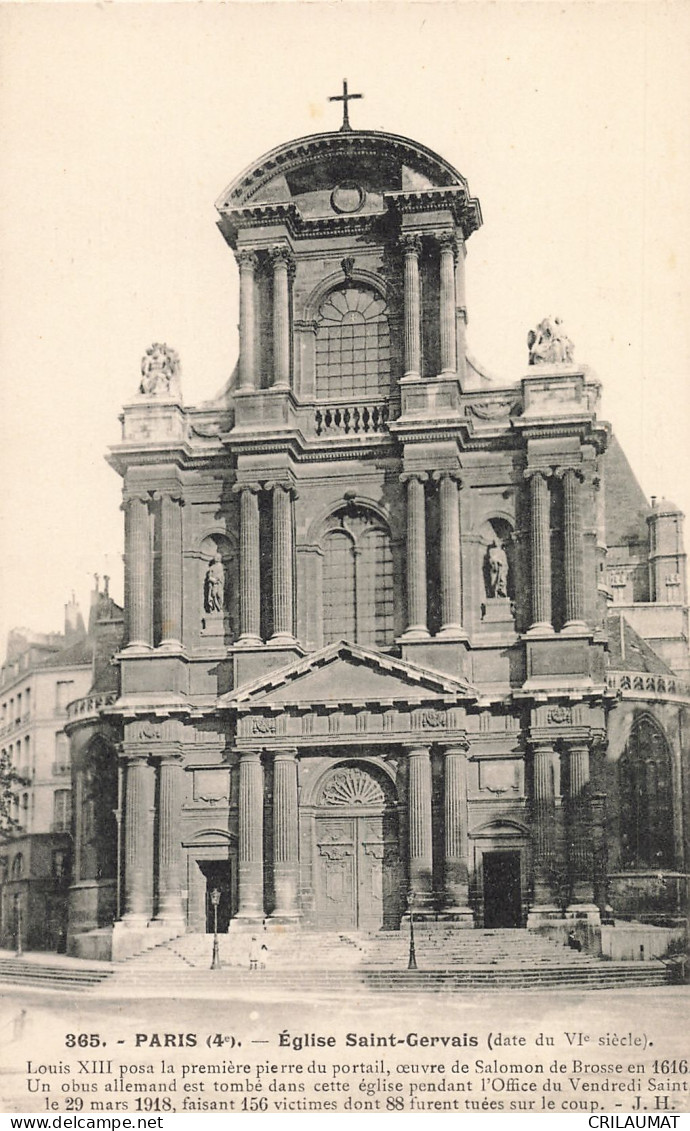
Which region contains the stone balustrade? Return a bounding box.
[66,692,117,721]
[315,402,389,437]
[607,670,690,702]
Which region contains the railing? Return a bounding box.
[315,402,390,437]
[66,691,117,721]
[607,670,690,701]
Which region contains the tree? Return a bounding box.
[0,747,29,842]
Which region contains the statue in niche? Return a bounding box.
[204,553,226,613]
[486,540,509,599]
[139,343,181,397]
[527,317,574,366]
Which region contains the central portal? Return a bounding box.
[314,762,401,931]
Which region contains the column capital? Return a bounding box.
[269,244,294,270]
[437,232,459,261]
[122,490,151,508]
[400,470,429,485]
[554,465,585,482]
[232,480,262,496]
[403,742,432,757]
[523,466,553,483]
[152,488,185,505]
[238,747,263,762]
[155,750,184,765]
[529,738,556,755]
[441,738,470,756]
[399,233,423,257]
[236,249,259,270]
[265,480,298,499]
[431,469,462,485]
[272,747,298,762]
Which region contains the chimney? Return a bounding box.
[64,592,86,642]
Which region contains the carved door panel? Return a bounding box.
[359,814,402,930]
[316,819,357,929]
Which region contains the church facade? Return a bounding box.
[65,111,690,960]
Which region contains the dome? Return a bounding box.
[650,496,683,516]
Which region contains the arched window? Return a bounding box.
[11,853,23,879]
[618,714,675,869]
[322,507,395,647]
[315,286,391,401]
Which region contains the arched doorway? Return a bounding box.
[314,761,402,931]
[471,820,530,928]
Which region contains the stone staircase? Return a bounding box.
[0,956,113,993]
[96,926,670,996]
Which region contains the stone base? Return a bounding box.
[566,903,601,925]
[482,598,514,628]
[436,908,475,927]
[201,613,226,637]
[266,914,302,929]
[68,928,114,963]
[526,904,563,928]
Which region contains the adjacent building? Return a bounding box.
[64,109,689,961]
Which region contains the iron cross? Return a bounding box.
[329,79,363,132]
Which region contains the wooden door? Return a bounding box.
[316,813,401,930]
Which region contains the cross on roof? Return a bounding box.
[329,79,363,132]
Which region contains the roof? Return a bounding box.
[40,636,93,669]
[605,435,651,548]
[607,614,675,675]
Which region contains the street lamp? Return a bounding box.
[407,889,417,971]
[210,888,222,970]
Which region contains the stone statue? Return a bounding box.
[139,343,181,397]
[486,540,509,599]
[527,317,574,366]
[204,553,225,613]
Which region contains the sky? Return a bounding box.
[0,1,689,651]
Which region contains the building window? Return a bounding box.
[315,286,391,401]
[618,714,675,869]
[54,733,70,773]
[55,680,75,713]
[53,789,71,833]
[322,506,395,648]
[11,853,23,880]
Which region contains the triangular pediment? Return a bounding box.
[220,641,477,711]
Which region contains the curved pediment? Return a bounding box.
[220,640,477,711]
[216,130,482,236]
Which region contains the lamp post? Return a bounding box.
[407,890,417,971]
[14,893,23,958]
[210,888,221,971]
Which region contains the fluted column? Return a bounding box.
[234,483,262,645]
[269,483,296,644]
[438,234,457,375]
[531,742,558,909]
[407,745,434,909]
[443,743,473,919]
[237,250,258,391]
[124,493,152,649]
[401,234,422,378]
[270,246,293,390]
[566,742,596,908]
[237,750,264,920]
[558,466,586,631]
[525,468,553,633]
[157,490,183,648]
[154,754,184,924]
[434,471,463,635]
[271,749,299,919]
[401,472,429,638]
[121,754,154,923]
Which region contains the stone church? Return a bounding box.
[65,99,689,961]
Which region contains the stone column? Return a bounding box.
[237,750,264,920]
[406,744,434,909]
[121,754,154,924]
[157,490,183,649]
[154,754,184,925]
[401,472,429,638]
[270,246,293,390]
[438,234,457,375]
[566,742,597,912]
[558,466,586,631]
[271,748,299,920]
[434,471,463,636]
[124,493,152,649]
[530,741,559,913]
[442,742,473,921]
[269,483,296,644]
[237,250,258,391]
[401,234,422,379]
[525,468,553,633]
[234,483,262,645]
